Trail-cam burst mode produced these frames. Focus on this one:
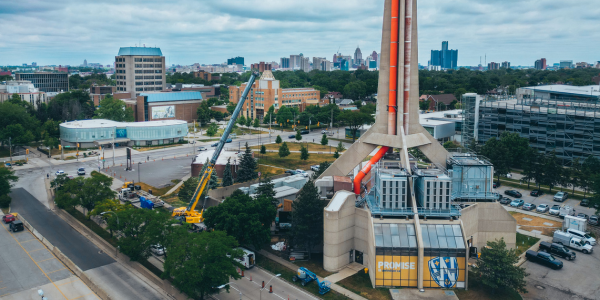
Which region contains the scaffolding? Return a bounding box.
[476,96,600,166]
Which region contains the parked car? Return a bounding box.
[2,214,16,224]
[580,199,590,207]
[505,190,522,198]
[300,130,309,134]
[295,169,308,178]
[211,143,218,147]
[226,138,232,143]
[506,173,513,178]
[523,203,537,211]
[566,228,596,246]
[198,146,207,151]
[500,197,512,205]
[310,165,320,172]
[493,181,500,188]
[525,250,563,269]
[321,130,328,134]
[577,213,589,220]
[510,199,525,207]
[55,170,65,176]
[553,231,593,253]
[531,190,544,197]
[589,215,599,226]
[554,192,568,202]
[539,241,576,261]
[285,170,297,175]
[549,205,561,215]
[288,134,296,139]
[9,220,24,232]
[150,244,166,256]
[77,167,85,175]
[537,204,550,213]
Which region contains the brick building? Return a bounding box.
[122,91,202,122]
[193,70,212,81]
[89,85,117,106]
[229,70,319,120]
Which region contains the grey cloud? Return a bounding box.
[0,0,598,67]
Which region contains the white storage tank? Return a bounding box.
[563,215,587,232]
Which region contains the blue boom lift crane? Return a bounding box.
[292,267,331,294]
[172,71,260,223]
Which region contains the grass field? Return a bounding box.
[454,271,522,300]
[252,142,340,153]
[257,164,286,177]
[337,271,392,300]
[515,232,541,256]
[257,152,336,170]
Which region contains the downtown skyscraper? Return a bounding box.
[430,41,458,70]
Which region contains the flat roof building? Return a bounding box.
[124,91,203,123]
[15,72,68,93]
[115,47,166,98]
[59,119,188,148]
[0,80,48,109]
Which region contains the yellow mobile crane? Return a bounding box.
[172,71,260,223]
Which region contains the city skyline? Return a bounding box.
[1,0,599,67]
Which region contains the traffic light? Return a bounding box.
[77,143,80,148]
[99,146,102,151]
[317,122,320,126]
[58,145,62,150]
[26,149,29,154]
[305,126,308,129]
[297,120,300,124]
[287,119,289,122]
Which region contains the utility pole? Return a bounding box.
[193,120,196,155]
[8,137,12,163]
[112,127,115,166]
[76,134,79,162]
[269,113,272,142]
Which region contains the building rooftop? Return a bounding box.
[282,88,317,93]
[118,47,163,56]
[141,91,203,103]
[60,119,186,129]
[523,85,600,97]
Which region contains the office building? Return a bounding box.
[0,80,47,109]
[467,85,600,165]
[290,54,302,70]
[300,57,310,72]
[89,85,117,106]
[193,70,212,81]
[251,62,272,73]
[280,57,290,69]
[227,56,244,66]
[354,46,363,66]
[430,41,458,69]
[371,51,378,68]
[15,73,68,93]
[534,58,547,70]
[115,47,166,98]
[228,70,319,120]
[501,61,510,69]
[487,62,499,70]
[560,60,573,69]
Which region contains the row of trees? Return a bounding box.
[0,168,18,208]
[476,133,600,208]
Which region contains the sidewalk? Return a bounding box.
[258,250,369,300]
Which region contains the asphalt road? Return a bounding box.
[212,267,319,300]
[522,241,600,300]
[9,188,115,271]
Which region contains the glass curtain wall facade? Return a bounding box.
[421,224,467,288]
[374,223,418,288]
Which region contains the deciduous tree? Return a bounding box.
[94,96,134,122]
[275,135,282,144]
[472,238,528,295]
[300,144,309,160]
[320,134,328,146]
[163,230,243,300]
[338,110,375,142]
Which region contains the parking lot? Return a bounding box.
[495,184,597,218]
[0,218,97,300]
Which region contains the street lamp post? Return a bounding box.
[260,273,281,300]
[137,162,142,183]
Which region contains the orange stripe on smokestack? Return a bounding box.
[354,0,400,195]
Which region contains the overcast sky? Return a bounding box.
[1,0,598,67]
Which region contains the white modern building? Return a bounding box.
[0,80,47,109]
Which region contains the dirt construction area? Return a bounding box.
[509,212,561,236]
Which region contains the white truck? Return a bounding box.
[563,215,587,232]
[553,231,593,254]
[559,205,575,218]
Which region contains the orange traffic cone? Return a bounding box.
[269,285,272,293]
[241,270,244,277]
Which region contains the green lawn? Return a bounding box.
[337,271,392,300]
[515,232,540,256]
[257,152,336,170]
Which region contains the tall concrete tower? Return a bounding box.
[322,0,448,179]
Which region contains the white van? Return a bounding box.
[233,248,255,269]
[566,228,596,246]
